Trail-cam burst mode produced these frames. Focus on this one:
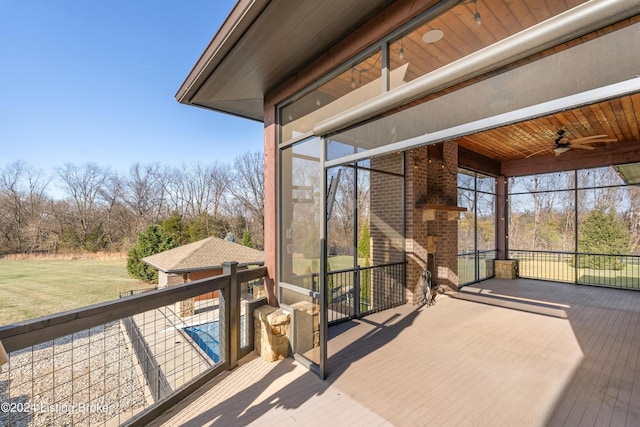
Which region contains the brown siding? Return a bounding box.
[188,268,223,300]
[263,104,278,306]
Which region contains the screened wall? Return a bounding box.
[458,169,497,285]
[326,156,405,324]
[508,166,640,289]
[278,137,406,373]
[279,137,322,368]
[273,0,640,379]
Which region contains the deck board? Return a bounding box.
[150,279,640,426]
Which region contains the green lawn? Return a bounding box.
[458,257,493,284]
[517,258,640,288]
[0,258,150,325]
[291,254,365,275]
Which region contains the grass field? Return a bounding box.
[0,258,150,325]
[459,255,640,288]
[517,258,640,288]
[291,254,366,275]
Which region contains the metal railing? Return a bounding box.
[300,272,320,294]
[121,315,172,402]
[458,250,497,285]
[509,249,640,289]
[0,262,268,427]
[327,261,405,324]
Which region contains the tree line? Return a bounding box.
[0,152,264,255]
[508,168,640,255]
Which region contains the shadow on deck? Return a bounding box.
[150,279,640,426]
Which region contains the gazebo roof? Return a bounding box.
[142,237,263,274]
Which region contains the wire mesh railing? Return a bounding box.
[0,263,268,426]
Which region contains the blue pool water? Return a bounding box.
[184,317,246,364]
[184,322,220,363]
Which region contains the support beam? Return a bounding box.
[496,176,508,260]
[263,105,279,306]
[459,146,501,177]
[501,141,640,177]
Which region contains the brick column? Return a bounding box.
[369,153,404,310]
[406,142,460,304]
[369,142,460,306]
[405,146,428,304]
[424,141,459,292]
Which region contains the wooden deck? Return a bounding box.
[149,279,640,426]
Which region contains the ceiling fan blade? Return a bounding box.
[525,147,552,158]
[572,138,618,144]
[570,144,596,150]
[570,134,609,143]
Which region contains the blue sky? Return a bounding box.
[0,0,263,176]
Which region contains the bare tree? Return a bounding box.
[0,161,27,250]
[99,172,128,248]
[328,167,356,250]
[163,165,188,217]
[0,157,270,253]
[229,152,264,247]
[0,161,51,252]
[521,173,564,250]
[123,163,167,234]
[209,163,231,221]
[56,163,110,248]
[23,164,51,252]
[182,162,229,220]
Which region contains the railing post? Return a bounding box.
[354,266,361,318]
[223,261,239,369]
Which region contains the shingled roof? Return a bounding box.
[142,236,264,273]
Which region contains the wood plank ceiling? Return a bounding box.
[323,0,640,175]
[329,0,590,97]
[456,93,640,163]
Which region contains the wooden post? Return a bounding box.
[497,175,508,260]
[223,261,239,369]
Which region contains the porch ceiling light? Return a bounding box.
[422,29,444,44]
[473,0,482,26]
[411,154,425,169]
[474,10,482,26]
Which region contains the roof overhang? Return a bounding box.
[142,256,264,273]
[176,0,394,121]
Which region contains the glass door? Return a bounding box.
[279,137,324,375]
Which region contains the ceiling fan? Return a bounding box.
[526,129,617,158]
